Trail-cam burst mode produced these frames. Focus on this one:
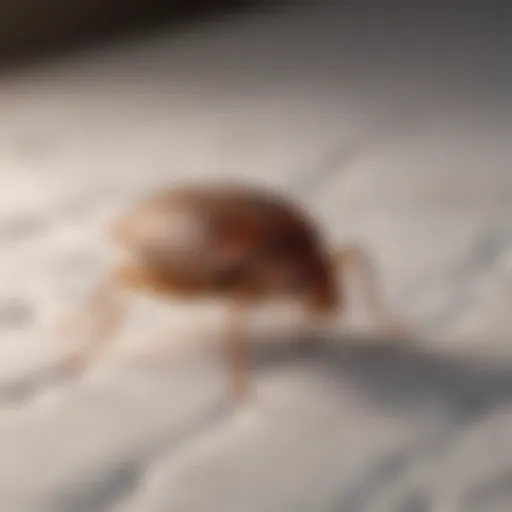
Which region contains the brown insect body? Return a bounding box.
[60,183,408,403]
[111,185,340,313]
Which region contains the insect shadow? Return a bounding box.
[250,333,512,419]
[251,334,512,511]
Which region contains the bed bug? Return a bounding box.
[58,183,409,402]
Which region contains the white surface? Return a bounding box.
[0,2,512,510]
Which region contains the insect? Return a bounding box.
[59,183,409,402]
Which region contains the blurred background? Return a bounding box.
[0,0,254,63]
[0,1,512,511]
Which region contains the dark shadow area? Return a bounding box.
[252,334,512,420]
[0,0,275,71]
[252,335,512,511]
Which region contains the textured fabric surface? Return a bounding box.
[0,2,512,511]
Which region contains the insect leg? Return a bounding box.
[225,298,252,404]
[331,244,410,339]
[58,270,131,375]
